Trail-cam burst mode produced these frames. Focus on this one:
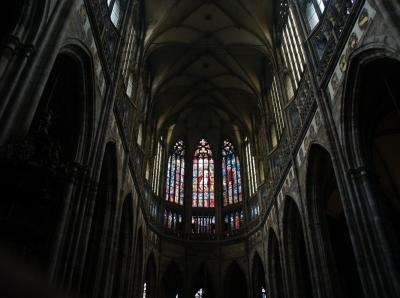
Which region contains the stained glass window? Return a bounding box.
[195,288,204,298]
[224,211,243,233]
[192,139,214,208]
[164,210,183,231]
[222,140,243,206]
[192,216,215,234]
[166,140,185,205]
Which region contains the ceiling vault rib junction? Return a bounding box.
[144,0,275,136]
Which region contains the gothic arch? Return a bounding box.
[224,261,247,298]
[282,196,313,298]
[162,261,183,298]
[267,229,285,298]
[252,252,266,298]
[134,227,144,298]
[112,193,135,298]
[30,44,95,164]
[342,48,400,289]
[81,142,118,297]
[192,263,214,298]
[306,144,363,298]
[0,44,96,272]
[143,253,157,298]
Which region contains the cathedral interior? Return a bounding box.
[0,0,400,297]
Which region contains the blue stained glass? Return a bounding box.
[192,139,214,208]
[165,140,185,206]
[222,140,243,206]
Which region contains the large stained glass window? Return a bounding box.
[222,140,243,206]
[165,140,185,205]
[192,139,214,208]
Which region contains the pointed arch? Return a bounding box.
[112,193,134,297]
[193,263,214,298]
[143,253,157,298]
[252,253,267,298]
[224,262,247,298]
[82,142,118,297]
[282,196,313,298]
[341,49,400,294]
[162,261,183,298]
[134,227,144,297]
[306,144,363,297]
[267,229,285,298]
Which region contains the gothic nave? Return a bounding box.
[0,0,399,297]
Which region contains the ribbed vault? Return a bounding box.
[144,0,276,140]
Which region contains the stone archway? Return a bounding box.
[162,261,183,298]
[224,262,247,298]
[307,144,363,298]
[112,194,134,297]
[282,197,313,298]
[252,253,266,298]
[267,229,285,298]
[344,52,400,296]
[81,142,118,297]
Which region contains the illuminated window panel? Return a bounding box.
[165,140,185,205]
[222,140,243,206]
[191,216,215,234]
[192,139,214,208]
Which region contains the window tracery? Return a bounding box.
[222,140,242,206]
[166,140,185,205]
[192,139,215,208]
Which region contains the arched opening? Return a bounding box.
[134,228,144,297]
[162,261,182,298]
[0,51,91,269]
[193,264,214,298]
[353,57,400,250]
[267,230,284,298]
[81,142,117,297]
[307,145,363,297]
[252,253,267,298]
[112,194,134,297]
[282,197,313,298]
[31,53,87,162]
[143,253,157,298]
[224,262,247,298]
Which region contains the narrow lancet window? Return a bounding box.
[165,140,185,205]
[222,140,243,206]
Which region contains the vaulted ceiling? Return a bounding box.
[144,0,276,141]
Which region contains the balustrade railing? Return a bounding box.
[310,0,361,78]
